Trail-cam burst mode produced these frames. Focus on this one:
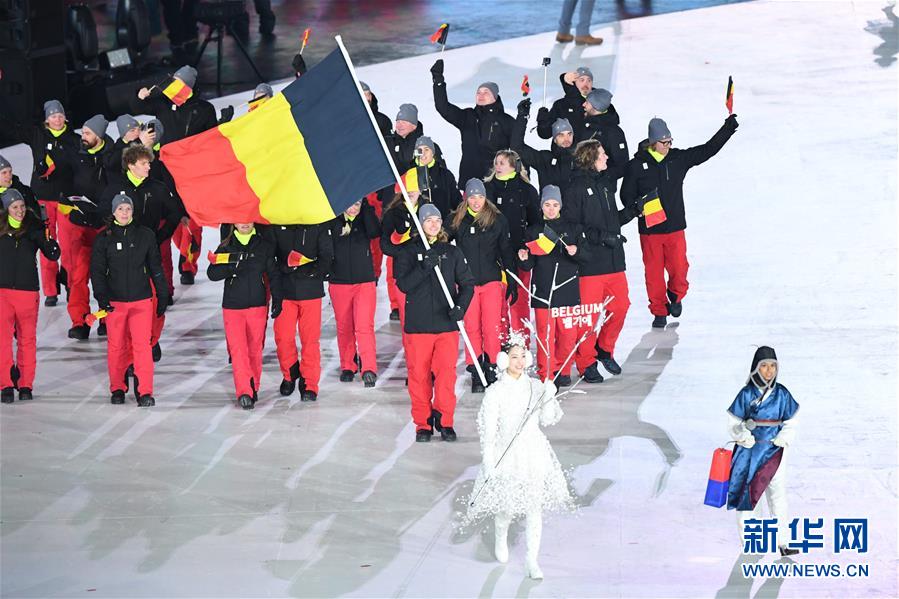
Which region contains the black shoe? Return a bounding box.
[300,390,317,402]
[180,272,195,285]
[440,427,457,442]
[137,394,155,407]
[1,387,14,403]
[583,364,604,383]
[18,387,33,401]
[555,373,572,387]
[389,308,400,321]
[44,295,58,307]
[428,409,443,432]
[468,365,485,393]
[110,390,126,404]
[68,324,89,340]
[779,547,800,557]
[596,348,622,375]
[666,290,682,318]
[279,378,295,396]
[97,322,107,337]
[652,315,667,328]
[339,369,355,382]
[152,343,162,363]
[238,394,254,410]
[362,371,377,387]
[415,428,432,442]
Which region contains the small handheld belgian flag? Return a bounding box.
[430,23,449,45]
[162,77,192,106]
[725,76,734,115]
[521,75,530,97]
[85,309,109,327]
[300,28,312,54]
[207,250,232,265]
[287,250,316,267]
[390,227,412,245]
[641,189,667,228]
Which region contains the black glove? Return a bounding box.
[725,113,739,132]
[219,105,234,124]
[156,298,168,317]
[270,303,282,319]
[99,301,113,313]
[422,248,441,269]
[601,232,623,248]
[536,106,550,124]
[292,53,307,75]
[430,59,445,84]
[505,284,518,305]
[448,305,464,321]
[517,98,531,119]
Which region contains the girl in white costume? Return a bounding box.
[466,336,575,579]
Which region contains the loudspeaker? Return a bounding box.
[0,0,66,52]
[0,46,67,144]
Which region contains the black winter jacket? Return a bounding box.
[22,124,80,201]
[268,223,334,300]
[81,173,180,242]
[484,175,541,253]
[537,73,589,140]
[90,220,168,306]
[518,217,586,308]
[207,232,283,310]
[71,136,116,203]
[134,93,218,142]
[511,114,577,194]
[621,119,736,235]
[433,82,515,187]
[330,200,381,285]
[411,160,460,219]
[564,168,637,276]
[448,209,515,286]
[395,240,474,334]
[0,212,60,292]
[580,107,629,180]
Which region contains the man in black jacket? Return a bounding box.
[269,223,334,402]
[512,99,577,194]
[622,114,739,327]
[135,66,218,143]
[431,59,515,187]
[581,89,629,179]
[537,66,595,140]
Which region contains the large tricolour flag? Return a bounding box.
[160,48,394,226]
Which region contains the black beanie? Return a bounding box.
[750,346,777,372]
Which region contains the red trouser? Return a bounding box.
[56,208,75,279]
[172,220,202,275]
[575,271,631,371]
[273,298,322,393]
[63,224,98,327]
[160,237,175,296]
[37,200,59,297]
[405,331,459,429]
[533,308,577,380]
[463,281,504,365]
[639,231,689,316]
[386,256,401,311]
[329,282,377,373]
[107,298,154,395]
[0,289,39,389]
[223,306,267,398]
[509,268,532,340]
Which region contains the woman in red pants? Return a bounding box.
[448,178,515,393]
[90,193,170,407]
[330,198,381,387]
[208,222,282,410]
[395,204,474,443]
[0,189,60,403]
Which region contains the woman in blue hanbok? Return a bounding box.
[726,346,800,556]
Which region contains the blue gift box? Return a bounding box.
[704,479,729,508]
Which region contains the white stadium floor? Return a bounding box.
[1,1,897,597]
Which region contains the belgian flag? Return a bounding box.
[725,76,734,115]
[162,77,192,106]
[160,48,394,226]
[430,23,449,45]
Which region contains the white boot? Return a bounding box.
[525,511,543,579]
[494,513,511,563]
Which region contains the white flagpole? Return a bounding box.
[335,35,487,387]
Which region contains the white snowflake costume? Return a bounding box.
[465,359,575,579]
